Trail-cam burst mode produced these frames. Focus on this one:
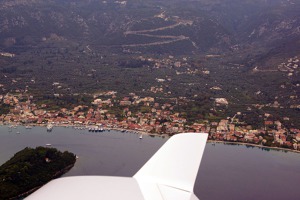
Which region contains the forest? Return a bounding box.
[0,147,76,199]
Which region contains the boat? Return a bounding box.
[25,125,32,129]
[47,124,53,132]
[46,144,52,146]
[139,135,143,139]
[16,131,20,134]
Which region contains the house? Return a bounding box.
[120,101,131,106]
[265,121,273,125]
[244,133,255,142]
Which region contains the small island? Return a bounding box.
[0,147,76,199]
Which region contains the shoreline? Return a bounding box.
[0,122,164,137]
[1,123,299,154]
[10,163,75,200]
[207,140,300,154]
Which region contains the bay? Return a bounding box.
[0,126,299,200]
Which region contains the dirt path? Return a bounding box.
[122,36,189,47]
[123,18,197,48]
[124,22,183,35]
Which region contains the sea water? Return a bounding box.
[0,125,299,200]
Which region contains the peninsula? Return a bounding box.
[0,147,76,199]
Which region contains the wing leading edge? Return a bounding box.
[25,133,208,200]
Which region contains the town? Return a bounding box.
[1,91,299,152]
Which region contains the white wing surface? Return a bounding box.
[26,176,144,200]
[25,133,208,200]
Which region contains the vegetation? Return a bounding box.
[0,0,299,128]
[0,103,11,115]
[0,147,76,199]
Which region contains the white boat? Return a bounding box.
[47,124,53,131]
[139,135,143,139]
[25,125,32,129]
[46,144,52,146]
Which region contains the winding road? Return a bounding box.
[122,18,198,49]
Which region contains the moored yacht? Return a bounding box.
[47,124,53,132]
[25,125,32,129]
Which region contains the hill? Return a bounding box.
[0,146,76,199]
[0,0,299,129]
[0,0,299,57]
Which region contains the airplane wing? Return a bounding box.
[25,133,208,200]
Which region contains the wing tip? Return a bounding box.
[134,132,208,192]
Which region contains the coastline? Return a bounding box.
[207,140,300,154]
[0,122,165,138]
[1,123,299,154]
[10,163,75,200]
